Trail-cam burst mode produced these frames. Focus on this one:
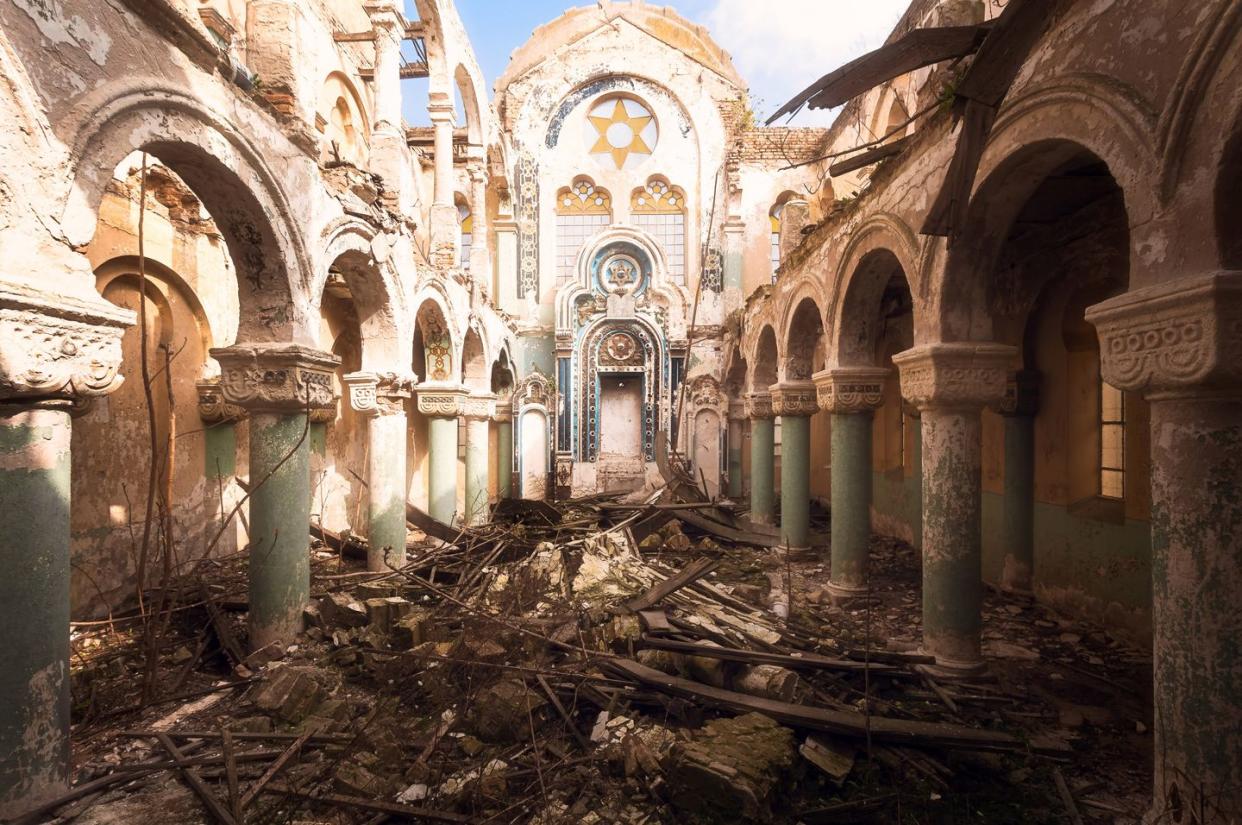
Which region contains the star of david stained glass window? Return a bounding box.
[586,96,658,170]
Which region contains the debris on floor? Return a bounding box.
[48,475,1152,825]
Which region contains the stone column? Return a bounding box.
[495,404,513,500]
[771,381,819,551]
[463,393,495,526]
[345,371,413,572]
[0,286,130,819]
[893,342,1015,678]
[1087,272,1242,823]
[745,392,776,526]
[211,344,340,649]
[722,216,746,313]
[996,371,1039,594]
[417,386,464,525]
[366,2,404,132]
[468,163,492,279]
[816,367,889,597]
[727,399,746,500]
[429,97,458,267]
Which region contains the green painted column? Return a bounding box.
[909,409,923,551]
[1087,274,1242,821]
[0,404,72,818]
[746,393,775,526]
[819,368,888,597]
[496,415,513,499]
[212,343,340,650]
[463,395,495,526]
[726,402,744,500]
[368,409,408,570]
[773,382,818,551]
[999,372,1038,594]
[893,343,1014,680]
[829,412,874,593]
[779,414,811,549]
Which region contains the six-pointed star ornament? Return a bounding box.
[589,99,654,169]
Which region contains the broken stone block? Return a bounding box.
[800,734,855,784]
[392,609,432,649]
[249,666,325,724]
[364,596,412,631]
[318,592,368,628]
[664,713,797,823]
[468,679,549,744]
[334,761,389,797]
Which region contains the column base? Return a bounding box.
[824,580,870,602]
[916,655,990,682]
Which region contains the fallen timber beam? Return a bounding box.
[606,658,1038,754]
[623,557,721,613]
[640,637,909,678]
[768,23,993,121]
[828,136,911,177]
[310,522,367,560]
[405,501,467,545]
[263,784,475,823]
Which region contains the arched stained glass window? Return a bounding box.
[632,176,686,282]
[556,177,612,281]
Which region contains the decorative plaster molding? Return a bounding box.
[461,393,497,420]
[417,386,466,417]
[345,370,413,417]
[892,343,1016,411]
[744,391,774,420]
[813,367,889,414]
[209,343,341,413]
[1085,271,1242,398]
[689,375,722,409]
[308,407,337,424]
[197,379,246,424]
[0,284,134,405]
[770,381,819,417]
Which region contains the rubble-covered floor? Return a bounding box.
[49,501,1153,825]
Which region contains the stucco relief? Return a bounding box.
[813,367,889,413]
[417,389,466,417]
[744,391,774,420]
[0,286,133,404]
[892,343,1015,411]
[1086,272,1242,395]
[770,381,819,417]
[196,379,245,424]
[210,344,341,413]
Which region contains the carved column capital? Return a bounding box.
[813,367,889,414]
[1086,271,1242,400]
[208,343,341,414]
[770,380,819,417]
[197,378,246,424]
[345,370,413,417]
[744,391,774,420]
[416,384,466,418]
[995,370,1041,416]
[462,392,496,421]
[892,343,1016,412]
[0,283,133,406]
[728,399,747,420]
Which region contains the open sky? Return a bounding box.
[402,0,909,127]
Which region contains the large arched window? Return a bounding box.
[1100,379,1125,499]
[769,202,785,282]
[456,197,473,271]
[556,177,612,282]
[631,176,686,282]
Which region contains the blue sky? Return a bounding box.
[402,1,909,127]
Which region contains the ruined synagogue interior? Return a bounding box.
[0,0,1239,822]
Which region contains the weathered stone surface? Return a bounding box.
[467,679,549,744]
[664,713,797,823]
[249,666,326,724]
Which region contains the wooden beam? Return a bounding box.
[828,137,911,177]
[768,24,992,123]
[401,63,431,79]
[333,31,376,43]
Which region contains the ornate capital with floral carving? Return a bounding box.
[462,392,496,421]
[209,343,340,414]
[995,370,1041,416]
[1086,271,1242,399]
[770,381,819,417]
[417,385,466,418]
[744,391,774,420]
[892,343,1016,412]
[0,283,134,406]
[813,367,889,414]
[197,378,246,424]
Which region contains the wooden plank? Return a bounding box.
[333,31,376,42]
[536,675,592,752]
[155,732,237,825]
[1053,767,1086,825]
[921,97,996,237]
[606,658,1027,752]
[262,784,474,823]
[623,557,720,613]
[239,729,312,811]
[641,638,908,677]
[219,728,242,824]
[406,501,466,544]
[769,24,992,122]
[955,0,1058,107]
[828,137,910,177]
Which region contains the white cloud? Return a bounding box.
[703,0,910,125]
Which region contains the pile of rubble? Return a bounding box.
[45,464,1151,824]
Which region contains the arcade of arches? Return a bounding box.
[0,0,1239,821]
